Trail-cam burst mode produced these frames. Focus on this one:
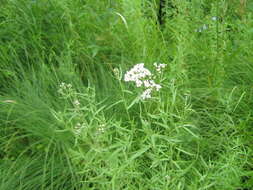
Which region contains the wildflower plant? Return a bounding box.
[55,82,109,142]
[124,63,167,100]
[54,83,85,137]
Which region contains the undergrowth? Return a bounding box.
[0,0,253,189]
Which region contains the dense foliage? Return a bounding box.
[0,0,253,189]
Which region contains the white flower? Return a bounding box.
[124,62,165,100]
[211,16,217,21]
[60,82,66,89]
[58,82,73,95]
[143,80,161,91]
[67,84,72,88]
[74,123,85,136]
[73,100,80,106]
[136,79,143,87]
[154,62,167,73]
[124,63,152,87]
[97,124,106,133]
[154,84,161,91]
[143,80,151,88]
[159,63,167,69]
[141,88,152,100]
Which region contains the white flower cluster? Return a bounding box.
[124,63,152,87]
[73,99,80,107]
[59,82,72,89]
[58,82,72,95]
[154,62,167,73]
[124,63,166,100]
[58,82,81,109]
[74,122,85,136]
[98,124,106,133]
[140,88,152,100]
[211,16,217,21]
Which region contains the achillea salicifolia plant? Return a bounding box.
[124,63,166,100]
[56,83,106,138]
[57,82,84,136]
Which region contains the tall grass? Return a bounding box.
[0,0,253,189]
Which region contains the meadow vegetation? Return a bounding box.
[0,0,253,189]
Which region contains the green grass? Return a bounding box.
[1,0,253,189]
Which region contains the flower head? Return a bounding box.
[124,62,165,100]
[154,62,167,73]
[141,88,152,100]
[211,16,217,21]
[73,100,80,106]
[124,63,152,85]
[74,122,85,136]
